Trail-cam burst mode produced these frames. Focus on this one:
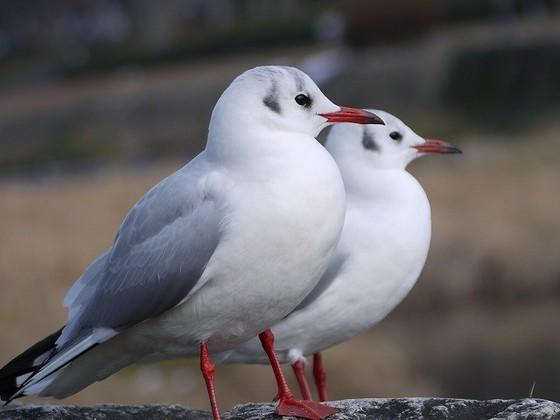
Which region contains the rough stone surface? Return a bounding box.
[227,399,560,419]
[0,404,212,420]
[1,398,559,419]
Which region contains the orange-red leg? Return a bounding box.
[313,353,329,402]
[292,360,312,400]
[200,342,221,420]
[258,330,337,419]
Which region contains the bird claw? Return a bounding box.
[276,396,337,419]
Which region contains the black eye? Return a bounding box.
[389,131,402,141]
[294,93,311,107]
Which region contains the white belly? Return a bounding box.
[125,143,346,359]
[221,169,432,365]
[272,173,432,358]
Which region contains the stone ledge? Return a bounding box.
[0,404,211,419]
[1,398,559,419]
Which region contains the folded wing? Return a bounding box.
[59,155,222,346]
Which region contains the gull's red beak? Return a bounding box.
[319,107,385,125]
[414,139,462,155]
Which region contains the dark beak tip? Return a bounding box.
[448,145,463,154]
[371,114,385,125]
[358,108,384,125]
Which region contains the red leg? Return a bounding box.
[313,353,329,402]
[292,360,312,400]
[258,330,337,419]
[200,343,221,420]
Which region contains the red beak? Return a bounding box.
[319,107,385,125]
[414,139,462,155]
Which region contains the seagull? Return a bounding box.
[219,110,462,401]
[0,66,384,420]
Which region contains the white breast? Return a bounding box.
[222,168,431,363]
[282,169,431,355]
[125,134,347,357]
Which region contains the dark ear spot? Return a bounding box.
[263,81,281,114]
[362,128,378,151]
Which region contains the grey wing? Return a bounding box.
[60,157,222,345]
[63,249,111,322]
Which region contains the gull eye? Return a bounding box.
[389,131,402,141]
[294,93,312,108]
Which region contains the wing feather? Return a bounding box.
[59,154,222,345]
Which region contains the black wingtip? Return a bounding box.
[0,327,64,402]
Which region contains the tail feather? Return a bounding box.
[0,327,116,404]
[0,327,63,403]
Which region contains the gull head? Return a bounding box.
[326,109,461,170]
[209,66,384,141]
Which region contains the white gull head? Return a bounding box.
[206,66,384,160]
[325,109,461,171]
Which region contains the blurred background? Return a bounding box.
[1,0,560,412]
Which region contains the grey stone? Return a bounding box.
[1,398,560,419]
[227,398,560,419]
[0,403,212,420]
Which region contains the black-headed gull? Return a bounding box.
[220,110,461,401]
[0,67,384,420]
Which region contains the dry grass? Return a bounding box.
[1,127,560,410]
